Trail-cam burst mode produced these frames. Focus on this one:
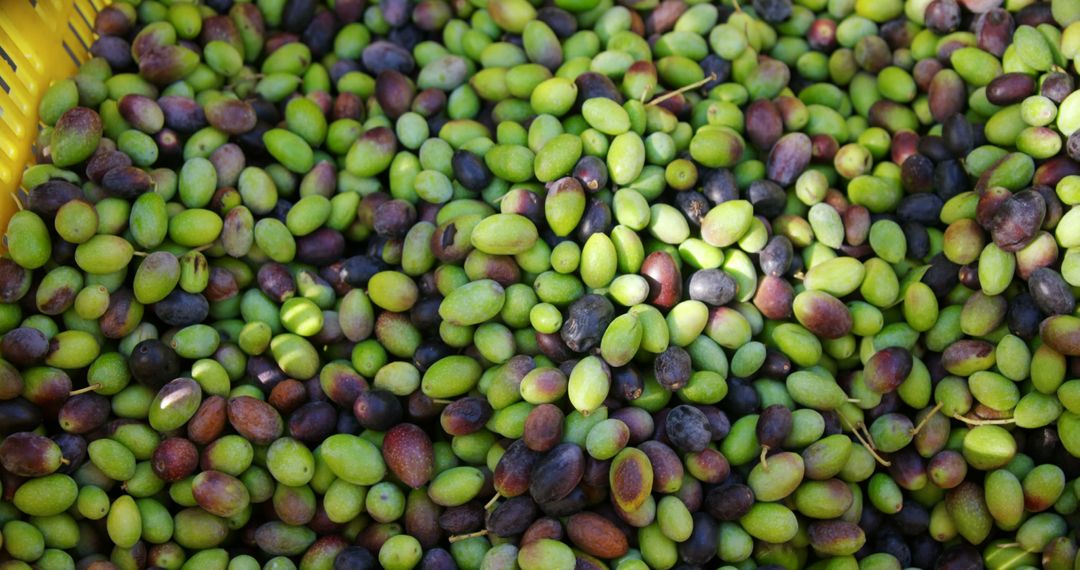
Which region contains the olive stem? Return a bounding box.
[11,193,23,212]
[910,402,943,436]
[859,436,892,467]
[952,414,1015,426]
[449,530,489,543]
[759,446,769,470]
[484,493,500,510]
[640,84,654,103]
[858,423,876,450]
[191,244,214,253]
[647,74,718,107]
[996,542,1020,548]
[846,398,861,403]
[731,0,742,12]
[842,415,891,467]
[430,399,454,405]
[132,251,149,257]
[59,458,69,465]
[69,383,102,396]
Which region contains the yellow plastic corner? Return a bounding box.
[0,0,110,245]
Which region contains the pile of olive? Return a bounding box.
[5,0,1080,568]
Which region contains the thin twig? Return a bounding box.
[841,415,891,467]
[449,530,489,543]
[759,446,769,470]
[646,74,717,107]
[859,435,891,466]
[952,414,1016,426]
[910,402,943,436]
[11,194,23,212]
[484,494,500,511]
[858,422,876,450]
[640,84,653,103]
[69,383,102,396]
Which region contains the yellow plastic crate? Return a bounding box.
[0,0,110,238]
